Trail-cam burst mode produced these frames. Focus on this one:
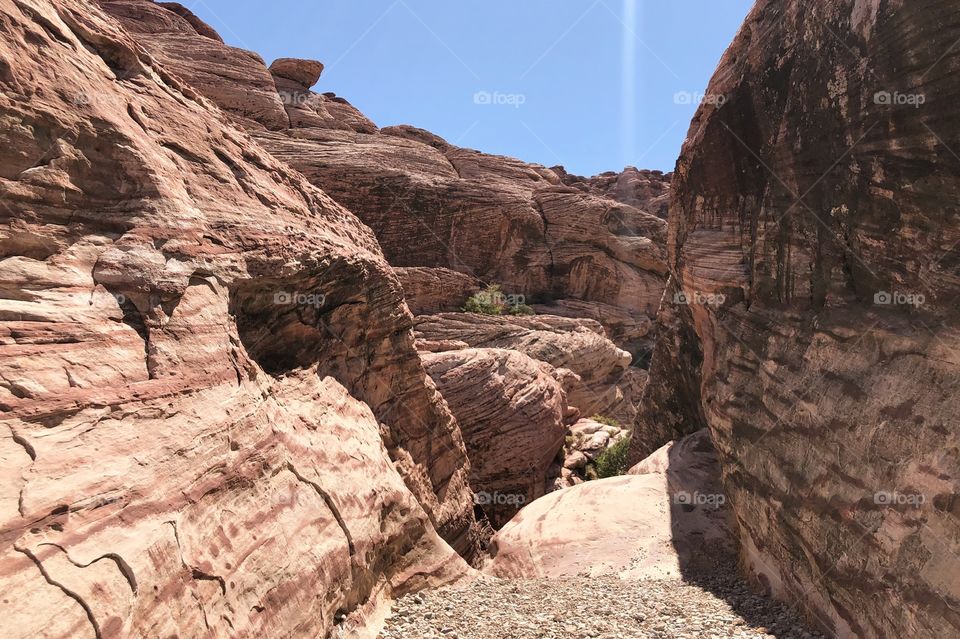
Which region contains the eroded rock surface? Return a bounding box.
[635,1,960,637]
[0,2,477,637]
[421,348,568,528]
[414,312,642,423]
[554,165,672,220]
[395,266,482,315]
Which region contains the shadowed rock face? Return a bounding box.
[0,1,478,636]
[635,0,960,637]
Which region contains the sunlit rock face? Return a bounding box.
[100,1,669,367]
[0,1,478,637]
[634,0,960,637]
[421,347,569,528]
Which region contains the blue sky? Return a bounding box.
[185,0,754,175]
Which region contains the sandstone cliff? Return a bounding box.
[0,1,479,637]
[633,0,960,637]
[98,0,669,365]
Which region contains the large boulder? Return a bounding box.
[487,430,733,579]
[421,348,568,528]
[269,57,324,89]
[635,1,960,637]
[0,2,477,637]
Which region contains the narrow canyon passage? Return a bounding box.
[375,430,826,639]
[1,1,957,638]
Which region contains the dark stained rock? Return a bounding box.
[634,1,960,637]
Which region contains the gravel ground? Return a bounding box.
[377,571,827,639]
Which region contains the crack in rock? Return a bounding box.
[38,542,138,595]
[15,544,102,639]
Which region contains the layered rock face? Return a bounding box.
[553,166,672,220]
[414,312,640,423]
[635,0,960,637]
[394,266,482,316]
[253,131,669,361]
[99,0,669,362]
[0,1,478,637]
[421,348,569,527]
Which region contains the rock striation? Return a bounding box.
[99,0,669,362]
[553,165,672,220]
[414,312,642,424]
[633,0,960,637]
[0,1,479,637]
[421,348,569,528]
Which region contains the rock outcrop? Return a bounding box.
[553,166,672,220]
[421,348,569,527]
[414,312,641,423]
[487,430,733,580]
[98,0,289,130]
[634,1,960,637]
[100,0,669,365]
[0,2,478,637]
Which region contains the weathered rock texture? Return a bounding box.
[100,0,669,365]
[553,165,672,220]
[394,266,482,316]
[0,1,478,637]
[414,312,641,424]
[421,348,568,528]
[634,1,960,637]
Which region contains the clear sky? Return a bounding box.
[184,0,754,176]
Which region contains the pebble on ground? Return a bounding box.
[375,572,827,639]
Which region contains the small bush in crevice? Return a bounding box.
[462,284,535,316]
[594,436,632,479]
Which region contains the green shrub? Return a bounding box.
[462,285,534,316]
[594,436,632,479]
[589,414,621,429]
[463,285,504,315]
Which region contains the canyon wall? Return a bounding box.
[635,0,960,636]
[0,1,478,637]
[99,0,670,364]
